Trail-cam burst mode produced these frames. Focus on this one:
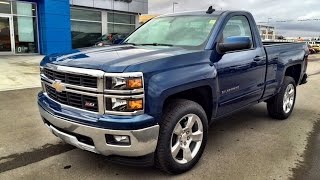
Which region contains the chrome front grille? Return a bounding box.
[45,84,99,112]
[44,68,98,88]
[40,64,145,115]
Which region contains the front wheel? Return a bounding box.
[155,99,208,174]
[267,76,296,120]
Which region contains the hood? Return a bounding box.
[41,45,196,73]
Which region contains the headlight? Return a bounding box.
[109,77,143,90]
[107,97,143,112]
[106,73,143,90]
[104,72,144,115]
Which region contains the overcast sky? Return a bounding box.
[149,0,320,37]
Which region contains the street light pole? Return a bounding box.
[267,18,272,40]
[173,2,178,13]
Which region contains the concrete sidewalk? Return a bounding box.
[0,55,44,91]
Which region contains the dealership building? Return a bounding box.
[0,0,147,55]
[257,25,276,40]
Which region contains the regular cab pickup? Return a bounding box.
[38,8,308,174]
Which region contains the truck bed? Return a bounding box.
[263,42,307,60]
[262,42,308,99]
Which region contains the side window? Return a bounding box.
[222,16,253,48]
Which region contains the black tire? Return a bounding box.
[155,99,208,174]
[267,76,296,120]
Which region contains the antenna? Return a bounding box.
[206,6,215,14]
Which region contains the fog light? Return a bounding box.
[105,134,131,146]
[114,135,130,143]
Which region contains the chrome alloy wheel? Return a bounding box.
[170,114,204,164]
[283,84,295,114]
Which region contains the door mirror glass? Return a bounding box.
[218,36,252,53]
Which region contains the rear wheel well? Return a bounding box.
[163,86,213,123]
[285,64,301,85]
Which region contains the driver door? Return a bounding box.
[216,15,266,116]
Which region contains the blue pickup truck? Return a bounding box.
[38,8,308,174]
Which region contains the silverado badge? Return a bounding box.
[52,80,65,93]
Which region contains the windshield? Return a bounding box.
[123,15,219,48]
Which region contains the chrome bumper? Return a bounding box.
[39,105,159,157]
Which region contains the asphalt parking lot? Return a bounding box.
[0,56,320,179]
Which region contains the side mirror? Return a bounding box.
[218,36,252,53]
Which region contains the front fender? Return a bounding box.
[145,63,218,122]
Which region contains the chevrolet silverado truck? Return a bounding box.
[38,8,308,174]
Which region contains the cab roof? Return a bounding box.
[156,10,253,18]
[157,10,226,18]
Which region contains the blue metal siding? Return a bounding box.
[36,0,72,55]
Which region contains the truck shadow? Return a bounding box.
[64,103,285,178]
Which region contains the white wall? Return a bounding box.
[70,0,148,14]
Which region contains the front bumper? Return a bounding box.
[39,105,160,157]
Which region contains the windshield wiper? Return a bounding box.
[139,43,173,47]
[121,42,138,46]
[122,43,174,47]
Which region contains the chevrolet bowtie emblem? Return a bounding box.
[52,80,65,93]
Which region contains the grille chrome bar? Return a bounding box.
[44,68,98,88]
[41,74,101,93]
[44,64,105,93]
[45,64,105,77]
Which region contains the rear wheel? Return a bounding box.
[267,76,296,120]
[155,99,208,174]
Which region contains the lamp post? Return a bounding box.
[173,2,178,13]
[265,18,272,40]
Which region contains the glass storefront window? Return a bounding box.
[0,1,38,54]
[0,17,11,52]
[108,13,135,24]
[71,9,101,22]
[71,8,102,49]
[70,9,137,48]
[107,12,136,40]
[0,0,11,14]
[71,21,102,49]
[108,24,135,35]
[12,2,36,16]
[13,16,38,53]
